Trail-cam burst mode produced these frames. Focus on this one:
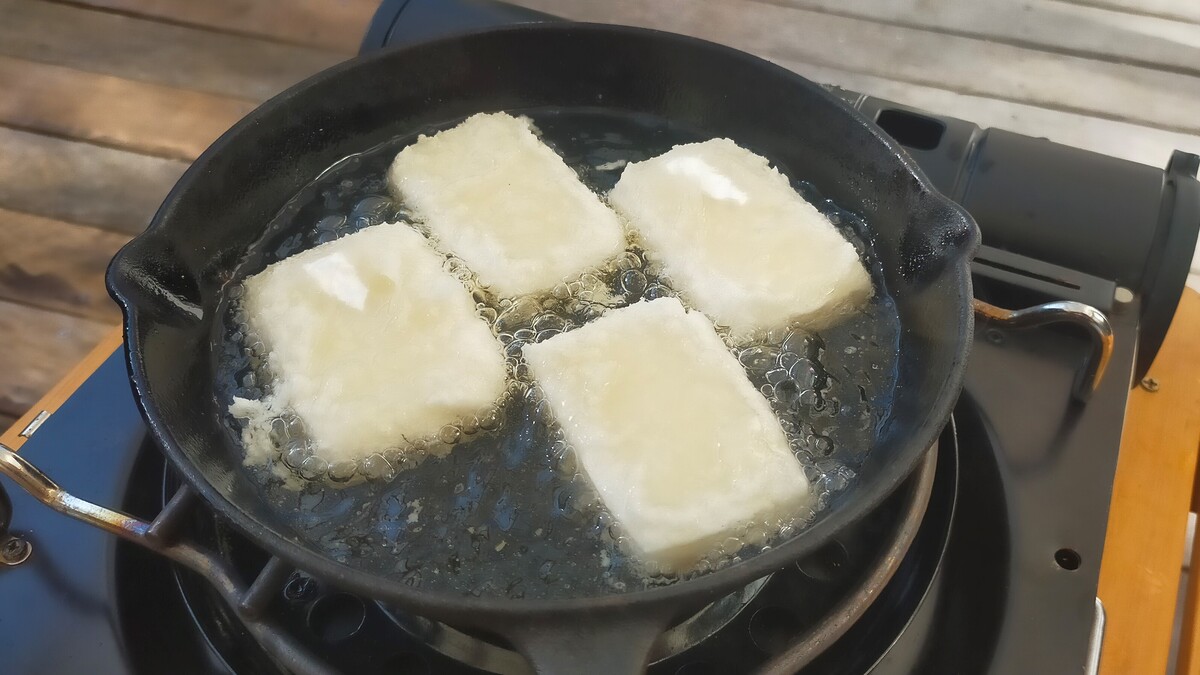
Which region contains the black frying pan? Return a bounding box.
[6,23,978,673]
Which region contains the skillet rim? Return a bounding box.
[106,21,978,622]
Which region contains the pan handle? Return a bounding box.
[972,299,1114,403]
[503,606,677,675]
[0,442,337,675]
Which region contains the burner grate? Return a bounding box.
[114,426,957,674]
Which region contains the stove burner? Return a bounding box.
[378,575,771,674]
[107,417,961,674]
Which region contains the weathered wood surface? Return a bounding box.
[767,0,1200,76]
[510,0,1200,136]
[0,298,110,419]
[0,0,374,422]
[0,0,347,101]
[0,207,129,322]
[65,0,381,52]
[0,55,255,160]
[1061,0,1200,25]
[0,126,189,234]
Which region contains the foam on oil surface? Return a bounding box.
[214,108,900,599]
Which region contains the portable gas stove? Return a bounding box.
[1,2,1197,673]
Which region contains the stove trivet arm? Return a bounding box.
[973,299,1114,403]
[0,442,339,675]
[757,444,940,675]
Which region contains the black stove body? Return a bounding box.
[1,2,1197,674]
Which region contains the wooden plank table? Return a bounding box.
[0,0,377,428]
[4,290,1200,672]
[1097,289,1200,675]
[3,0,1199,670]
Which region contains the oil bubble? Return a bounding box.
[282,440,310,469]
[269,417,291,445]
[479,407,502,431]
[477,306,498,324]
[619,269,647,296]
[738,346,777,372]
[299,455,329,480]
[496,297,541,333]
[614,251,642,270]
[530,313,564,332]
[362,454,396,481]
[438,425,461,444]
[643,283,670,300]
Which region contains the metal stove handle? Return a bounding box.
[973,299,1114,404]
[0,442,337,675]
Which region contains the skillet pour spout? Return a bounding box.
[96,22,982,674]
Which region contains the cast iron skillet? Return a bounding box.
[103,23,975,673]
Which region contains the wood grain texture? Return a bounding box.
[775,60,1200,168]
[1059,0,1200,25]
[0,55,255,160]
[1179,486,1200,675]
[0,127,188,234]
[761,0,1200,76]
[1097,288,1200,675]
[0,413,16,439]
[508,0,1200,135]
[0,298,110,419]
[0,325,122,451]
[0,207,129,321]
[0,0,345,101]
[61,0,380,53]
